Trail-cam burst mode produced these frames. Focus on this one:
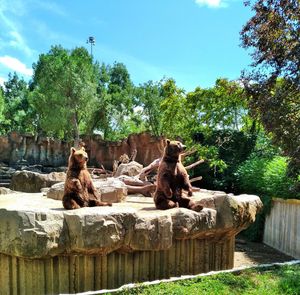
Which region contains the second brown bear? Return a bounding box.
[63,146,112,210]
[154,140,203,212]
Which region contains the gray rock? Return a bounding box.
[0,190,263,258]
[47,178,127,203]
[114,161,143,177]
[10,170,66,193]
[0,187,14,194]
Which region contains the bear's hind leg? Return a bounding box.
[155,199,178,210]
[178,197,203,212]
[154,193,178,210]
[89,199,112,207]
[63,195,82,210]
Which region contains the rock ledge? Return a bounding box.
[0,190,262,259]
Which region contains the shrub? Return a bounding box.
[263,156,295,198]
[236,155,298,241]
[235,156,268,195]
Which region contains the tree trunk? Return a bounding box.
[73,111,80,147]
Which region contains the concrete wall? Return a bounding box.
[0,238,234,294]
[264,198,300,259]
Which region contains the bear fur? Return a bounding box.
[154,140,203,211]
[62,147,112,210]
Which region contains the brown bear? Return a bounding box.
[154,139,203,212]
[62,146,112,210]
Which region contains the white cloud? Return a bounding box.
[0,55,33,76]
[32,1,66,17]
[195,0,228,8]
[0,20,35,57]
[9,30,35,57]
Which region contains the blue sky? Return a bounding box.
[0,0,253,91]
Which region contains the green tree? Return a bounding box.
[87,62,138,140]
[186,78,249,132]
[183,79,258,185]
[30,45,98,141]
[240,0,300,175]
[2,72,35,133]
[160,78,189,139]
[135,80,163,136]
[0,86,5,132]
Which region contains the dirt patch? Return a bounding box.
[234,237,295,268]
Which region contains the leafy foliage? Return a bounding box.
[236,155,299,241]
[135,80,164,136]
[0,86,5,128]
[86,62,138,140]
[160,78,189,139]
[241,0,300,176]
[186,78,249,131]
[2,73,36,133]
[30,45,98,140]
[184,79,257,181]
[193,130,257,192]
[241,0,300,83]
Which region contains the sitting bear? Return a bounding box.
[62,147,112,209]
[154,139,203,212]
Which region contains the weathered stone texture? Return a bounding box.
[10,170,66,192]
[114,161,143,177]
[0,132,165,169]
[46,178,127,203]
[0,190,262,294]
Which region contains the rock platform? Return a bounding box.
[0,190,262,294]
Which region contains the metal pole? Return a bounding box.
[86,36,95,58]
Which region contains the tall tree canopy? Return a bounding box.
[186,78,249,132]
[86,62,137,140]
[30,45,98,141]
[135,80,164,136]
[160,78,188,139]
[0,86,5,128]
[240,0,300,175]
[2,72,35,133]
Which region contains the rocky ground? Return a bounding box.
[234,236,295,268]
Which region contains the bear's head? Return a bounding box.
[164,139,186,160]
[68,146,89,169]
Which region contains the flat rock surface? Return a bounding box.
[0,190,262,258]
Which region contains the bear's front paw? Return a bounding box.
[191,204,203,212]
[165,190,173,199]
[71,179,82,191]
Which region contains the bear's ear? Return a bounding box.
[166,139,170,145]
[70,147,76,154]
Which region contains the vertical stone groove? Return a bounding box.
[0,237,235,294]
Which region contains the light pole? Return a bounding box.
[86,36,95,57]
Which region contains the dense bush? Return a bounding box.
[191,130,257,193]
[236,156,297,199]
[236,155,299,241]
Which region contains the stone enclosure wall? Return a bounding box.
[0,239,234,294]
[0,192,262,294]
[0,132,165,169]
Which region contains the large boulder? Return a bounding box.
[114,161,143,177]
[0,190,263,294]
[0,190,263,258]
[47,177,127,203]
[0,187,14,194]
[10,171,66,193]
